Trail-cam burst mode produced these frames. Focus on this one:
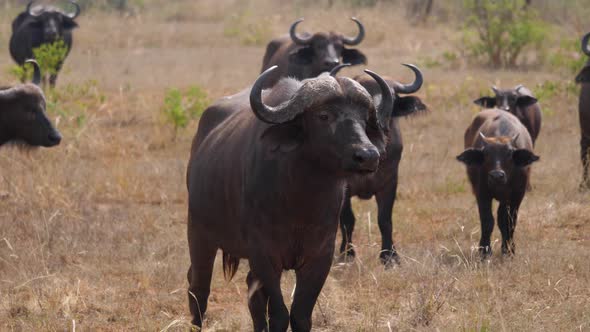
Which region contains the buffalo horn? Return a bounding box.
[342,17,365,46]
[25,59,41,86]
[390,64,423,94]
[364,69,394,129]
[68,1,81,19]
[250,66,304,124]
[289,18,312,45]
[329,63,351,77]
[27,0,40,16]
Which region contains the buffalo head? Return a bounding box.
[457,133,539,187]
[24,0,80,42]
[474,85,537,112]
[0,60,61,147]
[250,66,392,173]
[288,18,367,75]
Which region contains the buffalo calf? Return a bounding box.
[0,60,61,148]
[457,109,539,257]
[576,32,590,189]
[474,85,541,145]
[186,66,392,331]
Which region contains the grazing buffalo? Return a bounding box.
[334,64,428,266]
[186,66,393,331]
[10,0,81,87]
[474,85,541,145]
[457,109,539,257]
[259,17,367,88]
[0,60,61,148]
[576,32,590,189]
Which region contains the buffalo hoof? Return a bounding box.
[338,247,356,263]
[479,246,492,260]
[380,249,400,268]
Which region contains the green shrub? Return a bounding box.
[461,0,548,68]
[548,38,587,77]
[162,86,210,138]
[9,40,69,86]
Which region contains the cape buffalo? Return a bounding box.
[457,109,539,257]
[333,64,428,266]
[474,85,541,145]
[576,32,590,189]
[259,17,367,88]
[186,66,393,331]
[10,0,81,87]
[0,60,61,148]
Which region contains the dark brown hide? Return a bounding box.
[0,61,61,147]
[186,70,390,331]
[457,109,539,257]
[259,18,367,88]
[576,33,590,188]
[338,66,428,266]
[474,85,542,145]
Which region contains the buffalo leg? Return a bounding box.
[581,135,590,189]
[498,196,523,256]
[247,271,269,331]
[290,251,333,332]
[476,195,495,258]
[338,193,356,259]
[187,217,217,327]
[249,251,289,332]
[375,179,400,266]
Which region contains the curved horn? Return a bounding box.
[250,66,303,124]
[364,69,394,128]
[391,64,423,94]
[329,63,351,77]
[25,59,41,86]
[511,133,520,145]
[582,32,590,57]
[479,132,488,143]
[26,0,40,16]
[514,84,524,92]
[68,1,80,19]
[289,18,312,45]
[342,17,365,46]
[491,85,500,95]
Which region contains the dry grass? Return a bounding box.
[1,1,589,331]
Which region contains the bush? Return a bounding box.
[461,0,548,68]
[9,40,69,86]
[162,86,210,139]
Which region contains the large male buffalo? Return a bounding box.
[457,109,539,257]
[10,0,81,87]
[334,64,428,266]
[474,85,541,145]
[259,18,367,88]
[576,32,590,189]
[186,66,393,331]
[0,60,61,148]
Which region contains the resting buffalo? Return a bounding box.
[259,18,367,88]
[186,66,392,331]
[576,32,590,189]
[457,109,539,257]
[474,85,541,145]
[10,0,80,87]
[0,60,61,148]
[334,64,428,266]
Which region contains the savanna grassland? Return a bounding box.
[1,0,589,330]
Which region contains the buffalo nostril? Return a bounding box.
[353,148,380,169]
[48,132,62,145]
[489,170,506,181]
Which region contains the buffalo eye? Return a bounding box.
[317,111,331,122]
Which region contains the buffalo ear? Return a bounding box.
[576,66,590,83]
[341,48,367,65]
[513,149,539,167]
[260,123,302,153]
[457,148,484,166]
[392,96,428,117]
[516,95,538,108]
[289,46,314,65]
[62,17,79,30]
[473,97,496,108]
